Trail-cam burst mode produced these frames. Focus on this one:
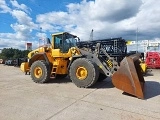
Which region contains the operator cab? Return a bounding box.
[52,32,78,53]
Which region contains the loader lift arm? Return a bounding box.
[78,43,145,99]
[79,43,119,77]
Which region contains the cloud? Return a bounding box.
[8,9,38,48]
[1,0,160,52]
[36,0,143,41]
[34,0,160,52]
[10,23,31,38]
[0,0,39,49]
[135,0,160,33]
[67,0,142,22]
[0,0,11,13]
[11,10,36,27]
[0,33,26,49]
[10,0,31,13]
[36,11,69,26]
[0,31,39,50]
[115,0,160,40]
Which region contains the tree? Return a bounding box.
[0,48,30,60]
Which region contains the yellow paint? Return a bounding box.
[20,32,81,76]
[99,65,103,68]
[76,66,88,80]
[140,63,147,73]
[20,62,30,72]
[34,66,43,78]
[107,60,113,68]
[52,58,68,74]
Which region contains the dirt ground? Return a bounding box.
[0,64,160,120]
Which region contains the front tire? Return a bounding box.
[30,60,50,83]
[69,58,99,88]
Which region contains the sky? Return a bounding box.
[0,0,160,52]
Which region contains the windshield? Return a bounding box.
[63,33,77,52]
[65,33,77,47]
[54,32,77,53]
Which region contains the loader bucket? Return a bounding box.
[112,54,145,99]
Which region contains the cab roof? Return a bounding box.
[52,32,77,38]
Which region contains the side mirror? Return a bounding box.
[47,38,51,44]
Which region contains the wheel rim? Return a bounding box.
[76,66,88,80]
[34,66,43,78]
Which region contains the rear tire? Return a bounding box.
[30,60,50,83]
[69,58,99,88]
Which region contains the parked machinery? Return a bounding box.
[14,58,28,67]
[76,37,127,64]
[20,32,145,99]
[0,59,4,64]
[145,52,160,68]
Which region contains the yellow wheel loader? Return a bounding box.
[20,32,145,99]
